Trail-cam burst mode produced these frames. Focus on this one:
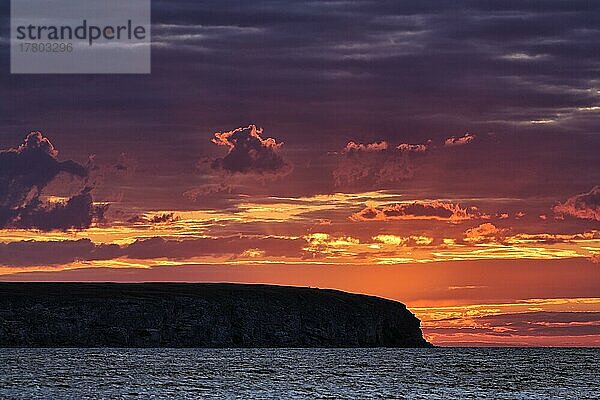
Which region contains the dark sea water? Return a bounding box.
[0,348,597,399]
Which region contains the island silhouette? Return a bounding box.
[0,283,431,348]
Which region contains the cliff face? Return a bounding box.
[0,283,431,348]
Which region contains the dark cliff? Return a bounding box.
[0,283,431,348]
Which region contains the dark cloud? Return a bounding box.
[427,311,600,338]
[332,134,480,190]
[0,239,119,267]
[475,311,600,337]
[478,311,600,325]
[210,125,291,175]
[0,132,85,206]
[0,235,307,266]
[1,0,599,204]
[126,212,179,224]
[16,189,108,231]
[351,201,479,222]
[3,1,600,140]
[553,186,600,221]
[0,132,106,230]
[333,141,417,187]
[114,152,130,172]
[123,235,305,260]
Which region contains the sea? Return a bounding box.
[0,348,597,399]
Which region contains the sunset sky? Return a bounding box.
[1,0,599,346]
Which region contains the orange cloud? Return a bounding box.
[373,234,434,246]
[396,142,429,153]
[464,223,508,244]
[444,133,476,147]
[553,186,600,221]
[343,141,388,153]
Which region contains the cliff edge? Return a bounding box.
[0,283,431,348]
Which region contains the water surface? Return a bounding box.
[0,348,597,399]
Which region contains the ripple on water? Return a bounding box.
[0,348,597,399]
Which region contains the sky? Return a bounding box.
[0,0,599,346]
